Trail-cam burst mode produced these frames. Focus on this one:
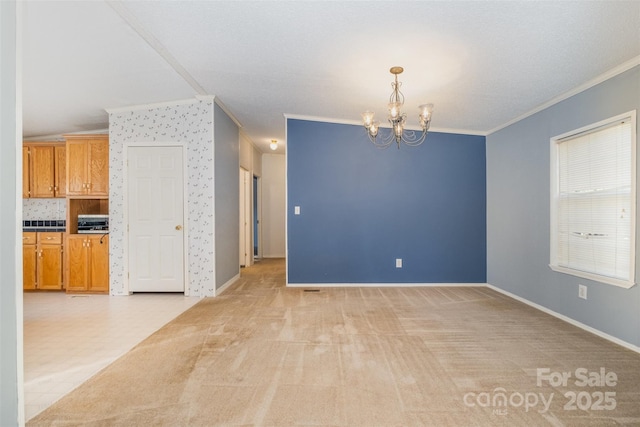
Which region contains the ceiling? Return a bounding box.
[22,1,640,153]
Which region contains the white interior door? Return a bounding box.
[239,168,251,267]
[128,146,185,292]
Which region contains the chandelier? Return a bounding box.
[361,66,434,149]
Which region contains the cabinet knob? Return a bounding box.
[175,225,183,231]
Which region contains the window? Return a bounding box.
[550,111,636,288]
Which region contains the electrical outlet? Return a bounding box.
[396,258,402,268]
[578,284,587,300]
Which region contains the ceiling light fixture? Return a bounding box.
[270,139,278,150]
[362,66,434,149]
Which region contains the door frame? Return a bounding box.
[239,167,252,267]
[123,142,189,295]
[253,174,262,260]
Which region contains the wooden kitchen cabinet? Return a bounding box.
[22,146,30,198]
[37,233,64,290]
[23,143,66,198]
[23,232,37,290]
[66,234,109,293]
[55,145,67,197]
[65,135,109,197]
[23,232,63,290]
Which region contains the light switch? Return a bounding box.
[294,206,300,215]
[396,258,402,268]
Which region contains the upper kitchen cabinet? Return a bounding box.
[22,142,66,198]
[22,146,29,198]
[65,134,109,197]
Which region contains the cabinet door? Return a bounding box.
[23,243,37,290]
[88,235,109,292]
[30,146,56,198]
[66,141,88,196]
[55,145,66,197]
[66,236,88,291]
[22,146,30,198]
[87,140,109,196]
[38,244,63,290]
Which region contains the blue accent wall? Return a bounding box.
[287,119,486,284]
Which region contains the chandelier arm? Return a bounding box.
[400,129,428,146]
[368,131,394,149]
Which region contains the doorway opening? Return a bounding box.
[239,168,251,268]
[253,175,260,259]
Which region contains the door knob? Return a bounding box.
[175,225,183,230]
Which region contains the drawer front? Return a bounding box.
[23,232,36,245]
[37,232,63,244]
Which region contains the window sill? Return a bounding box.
[549,265,635,289]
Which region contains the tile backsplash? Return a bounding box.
[23,220,66,232]
[23,199,66,221]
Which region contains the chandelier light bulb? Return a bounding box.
[361,111,375,128]
[419,103,434,119]
[369,121,379,137]
[388,102,401,120]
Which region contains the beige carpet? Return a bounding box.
[28,259,640,426]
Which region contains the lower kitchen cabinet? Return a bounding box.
[23,233,37,290]
[66,234,109,293]
[23,232,64,290]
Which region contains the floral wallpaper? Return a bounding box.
[108,99,215,297]
[23,199,66,221]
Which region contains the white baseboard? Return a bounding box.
[215,273,240,296]
[286,282,487,288]
[487,283,640,354]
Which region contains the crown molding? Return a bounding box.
[22,128,109,142]
[488,56,640,135]
[207,96,243,129]
[283,114,487,137]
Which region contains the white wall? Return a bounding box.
[261,154,285,258]
[239,132,253,171]
[0,1,22,424]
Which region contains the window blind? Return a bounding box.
[553,117,634,285]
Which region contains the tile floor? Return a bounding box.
[23,291,201,421]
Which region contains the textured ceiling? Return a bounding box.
[22,1,640,153]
